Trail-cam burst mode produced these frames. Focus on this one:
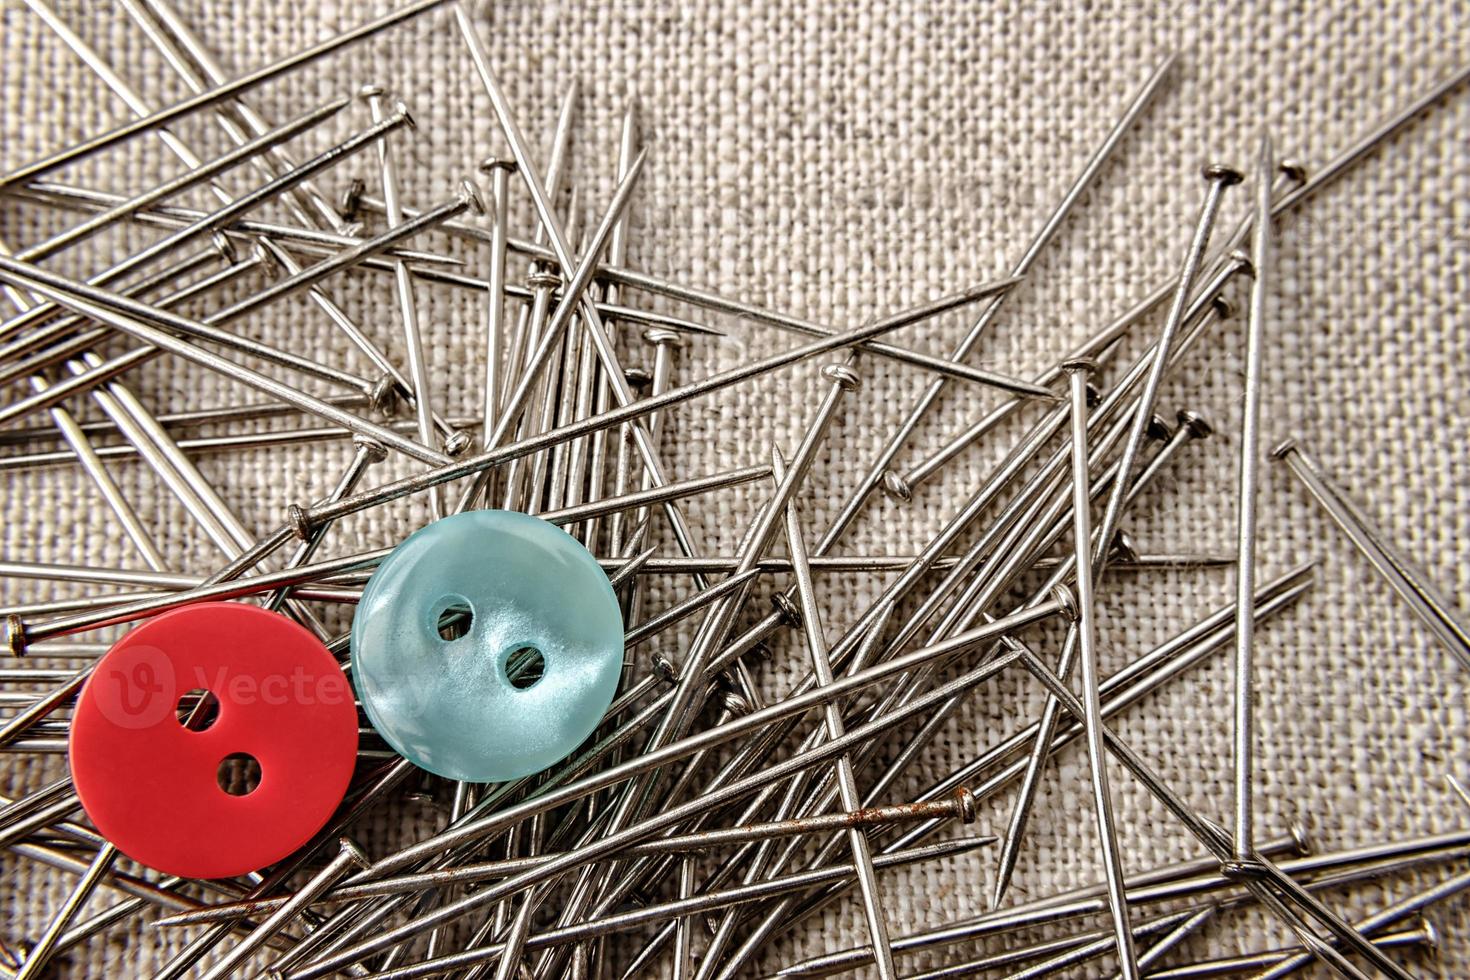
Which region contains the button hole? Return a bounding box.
[434,596,473,641]
[176,688,220,731]
[504,647,545,690]
[217,753,261,796]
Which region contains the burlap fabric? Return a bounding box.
[1,1,1466,975]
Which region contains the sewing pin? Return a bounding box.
[0,0,451,189]
[1226,133,1275,878]
[1274,440,1470,672]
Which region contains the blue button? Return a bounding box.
[352,510,624,782]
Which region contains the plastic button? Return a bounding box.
[69,602,358,879]
[352,510,624,782]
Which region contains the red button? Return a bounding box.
[69,602,358,879]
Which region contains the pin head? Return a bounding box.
[1202,163,1245,185]
[1050,583,1080,622]
[880,470,913,502]
[1419,915,1441,958]
[643,327,687,349]
[5,614,25,656]
[209,232,238,264]
[68,603,358,879]
[457,179,488,216]
[477,156,516,175]
[1278,158,1308,185]
[442,429,474,457]
[351,510,624,782]
[1176,409,1214,439]
[1146,413,1175,442]
[819,363,861,391]
[770,592,803,628]
[1270,438,1298,460]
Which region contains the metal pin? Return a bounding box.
[0,259,453,465]
[774,442,897,979]
[363,198,1054,393]
[1227,133,1275,876]
[987,410,1216,908]
[651,441,1111,978]
[815,53,1174,551]
[365,83,445,514]
[0,235,232,373]
[9,180,461,268]
[1062,356,1139,978]
[0,102,416,346]
[283,278,1017,534]
[830,396,1099,814]
[414,264,724,337]
[1090,163,1242,587]
[284,617,1060,976]
[623,573,763,651]
[1127,904,1218,979]
[0,546,1216,592]
[17,375,165,571]
[4,5,474,438]
[122,0,344,229]
[481,150,649,459]
[11,94,351,264]
[0,386,367,448]
[401,56,1470,404]
[1148,920,1438,979]
[0,417,482,473]
[11,844,119,979]
[556,302,603,535]
[1274,440,1470,672]
[0,242,274,394]
[68,354,257,558]
[206,182,483,331]
[1250,868,1470,980]
[1448,774,1470,811]
[198,839,372,980]
[583,100,642,548]
[1271,64,1470,217]
[999,909,1201,980]
[481,157,516,456]
[621,327,689,634]
[852,312,1240,928]
[1,0,450,188]
[901,916,1194,980]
